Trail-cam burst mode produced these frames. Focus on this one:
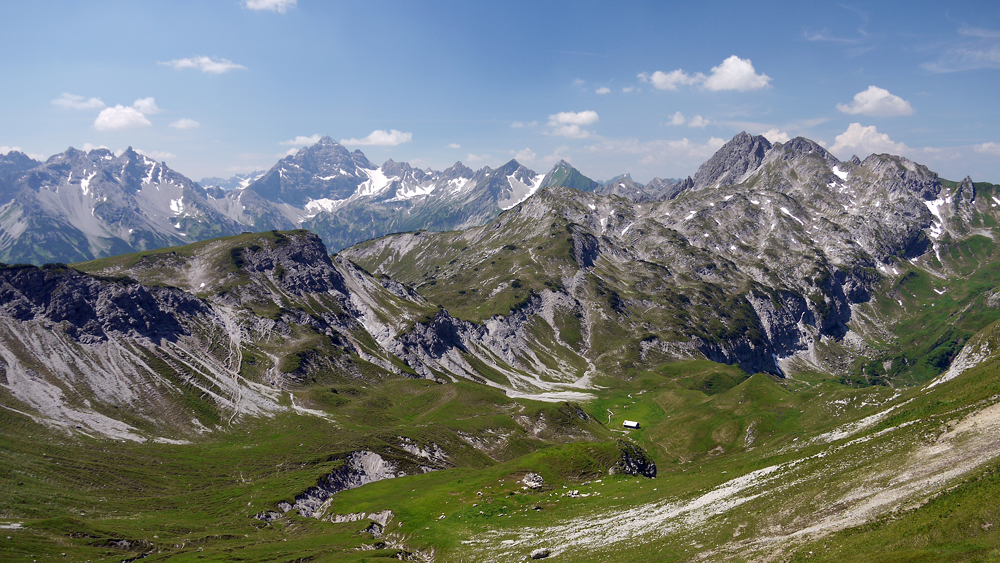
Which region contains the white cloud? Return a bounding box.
[622,86,635,93]
[638,69,702,91]
[513,148,536,162]
[279,134,322,146]
[703,56,771,91]
[81,143,109,152]
[639,56,770,93]
[761,128,790,143]
[94,105,152,131]
[282,148,300,157]
[169,118,201,130]
[511,121,537,129]
[547,111,599,139]
[466,153,489,162]
[595,87,611,95]
[91,97,161,131]
[132,97,161,114]
[572,78,585,86]
[341,129,412,146]
[974,141,1000,155]
[830,123,908,158]
[667,111,685,126]
[550,111,599,126]
[51,93,106,110]
[135,149,176,161]
[836,86,913,117]
[160,56,248,74]
[243,0,296,13]
[446,143,461,149]
[688,115,710,128]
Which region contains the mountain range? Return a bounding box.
[0,136,691,265]
[2,132,1000,561]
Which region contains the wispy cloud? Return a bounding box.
[595,87,611,95]
[160,56,248,74]
[279,134,322,146]
[169,118,201,130]
[341,129,412,146]
[511,121,538,129]
[446,143,461,149]
[837,86,914,117]
[924,26,1000,72]
[959,26,1000,39]
[802,29,864,44]
[51,93,105,110]
[243,0,296,13]
[513,148,536,162]
[974,141,1000,155]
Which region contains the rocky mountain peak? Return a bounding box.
[498,158,523,174]
[859,153,941,200]
[442,161,473,180]
[0,151,40,185]
[692,131,772,190]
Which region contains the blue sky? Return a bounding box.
[2,0,999,184]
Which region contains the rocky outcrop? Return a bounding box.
[291,451,409,518]
[262,444,449,520]
[0,264,208,344]
[609,439,656,478]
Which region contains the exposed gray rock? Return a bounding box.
[608,440,656,478]
[281,449,446,519]
[531,547,551,559]
[692,132,771,190]
[522,472,545,489]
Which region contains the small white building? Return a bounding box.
[623,420,640,429]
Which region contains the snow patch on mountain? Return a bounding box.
[357,167,395,197]
[499,173,544,210]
